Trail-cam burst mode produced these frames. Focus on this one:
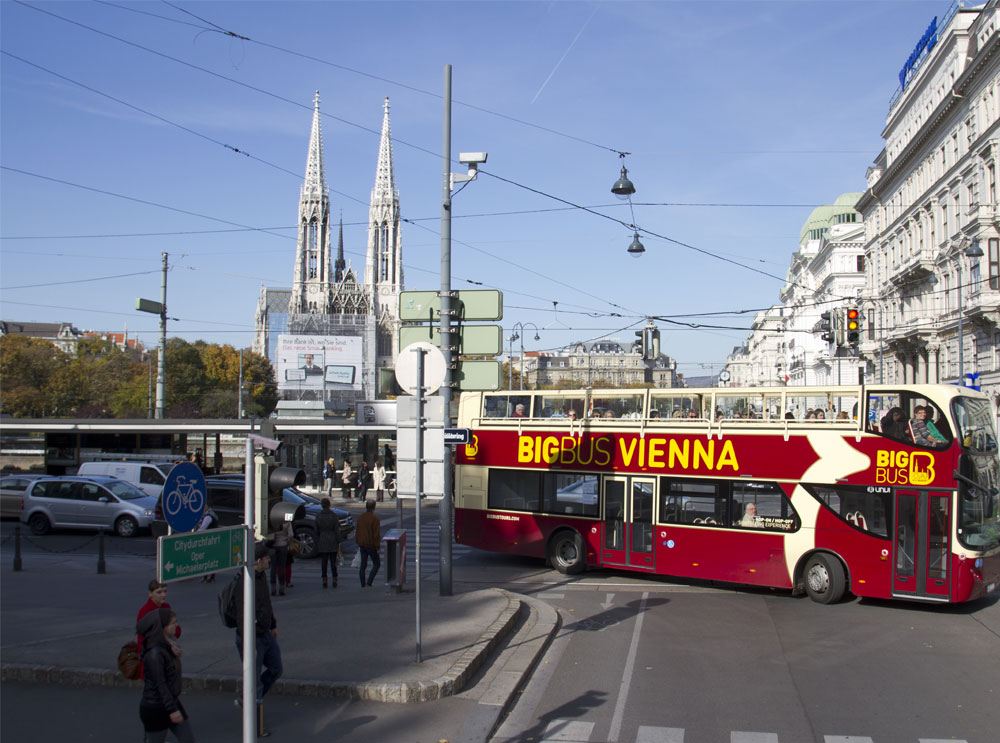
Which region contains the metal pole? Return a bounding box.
[438,63,454,597]
[519,333,525,391]
[148,357,153,419]
[13,526,22,571]
[238,348,244,419]
[957,261,964,385]
[155,252,168,419]
[878,301,884,384]
[415,347,425,662]
[97,531,106,574]
[242,432,255,742]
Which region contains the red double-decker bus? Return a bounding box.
[454,384,999,604]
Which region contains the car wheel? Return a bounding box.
[548,530,586,575]
[115,515,139,538]
[28,512,51,536]
[803,553,846,604]
[294,528,317,558]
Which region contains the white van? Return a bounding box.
[76,461,176,498]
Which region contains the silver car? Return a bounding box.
[21,476,157,538]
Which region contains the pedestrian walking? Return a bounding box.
[234,542,283,711]
[340,460,353,499]
[137,607,194,742]
[371,459,386,502]
[136,580,181,679]
[269,520,292,596]
[323,458,335,496]
[356,460,371,501]
[356,499,382,587]
[316,497,341,588]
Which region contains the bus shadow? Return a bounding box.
[855,593,999,614]
[562,596,670,633]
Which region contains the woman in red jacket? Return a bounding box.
[136,580,181,678]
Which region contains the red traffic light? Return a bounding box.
[846,308,860,331]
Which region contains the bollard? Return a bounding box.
[97,530,106,574]
[13,525,22,572]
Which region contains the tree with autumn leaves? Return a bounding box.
[0,335,276,418]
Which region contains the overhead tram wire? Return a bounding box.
[19,2,853,306]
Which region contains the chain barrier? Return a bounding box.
[17,532,99,554]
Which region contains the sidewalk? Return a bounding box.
[0,531,559,717]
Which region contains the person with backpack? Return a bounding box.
[316,498,341,588]
[233,542,282,707]
[137,607,194,742]
[136,580,181,679]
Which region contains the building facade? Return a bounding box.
[253,94,404,410]
[855,1,1000,415]
[725,195,867,390]
[523,337,678,389]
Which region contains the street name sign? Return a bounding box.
[444,428,471,445]
[399,289,503,322]
[456,360,502,391]
[398,324,502,355]
[157,525,247,584]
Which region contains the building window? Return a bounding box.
[867,309,875,341]
[989,238,999,290]
[856,255,865,272]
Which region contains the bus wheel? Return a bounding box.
[803,553,846,604]
[548,531,585,575]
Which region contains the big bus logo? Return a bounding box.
[464,435,479,459]
[875,450,935,486]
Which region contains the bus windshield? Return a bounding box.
[953,397,1000,550]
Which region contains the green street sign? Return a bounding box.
[399,290,503,322]
[157,525,247,584]
[136,298,164,315]
[456,360,502,391]
[399,324,502,355]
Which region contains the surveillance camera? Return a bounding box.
[249,433,282,453]
[459,152,488,165]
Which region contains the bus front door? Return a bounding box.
[893,489,952,600]
[602,476,655,570]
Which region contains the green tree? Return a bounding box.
[0,335,72,417]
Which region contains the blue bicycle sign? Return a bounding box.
[161,462,207,532]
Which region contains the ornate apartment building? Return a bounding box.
[855,1,1000,412]
[523,338,678,389]
[253,94,404,407]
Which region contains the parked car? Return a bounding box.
[152,478,354,558]
[1,475,49,519]
[20,476,158,537]
[76,461,176,498]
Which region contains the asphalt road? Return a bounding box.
[3,511,999,743]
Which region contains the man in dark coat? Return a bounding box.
[316,498,341,588]
[234,541,282,704]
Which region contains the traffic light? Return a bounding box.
[818,311,835,343]
[635,329,648,359]
[253,457,305,539]
[845,307,861,346]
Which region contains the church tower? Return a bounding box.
[365,97,404,364]
[289,91,332,314]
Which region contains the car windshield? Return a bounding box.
[105,481,147,500]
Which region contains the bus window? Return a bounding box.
[545,473,599,517]
[661,479,725,526]
[732,481,798,531]
[591,393,643,420]
[488,469,541,512]
[649,393,702,420]
[806,484,890,538]
[537,394,585,419]
[715,394,764,420]
[483,394,533,419]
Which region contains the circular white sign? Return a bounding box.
[395,342,447,395]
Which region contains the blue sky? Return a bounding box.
[0,0,947,378]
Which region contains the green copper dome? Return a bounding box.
[799,193,863,245]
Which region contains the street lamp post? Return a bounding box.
[956,239,985,385]
[512,322,540,391]
[507,333,518,390]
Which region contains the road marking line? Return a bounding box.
[607,590,648,742]
[637,725,684,742]
[918,740,968,743]
[542,719,594,741]
[732,734,778,743]
[824,737,874,742]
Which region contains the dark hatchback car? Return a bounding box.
[152,478,353,558]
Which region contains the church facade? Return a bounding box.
[253,94,403,411]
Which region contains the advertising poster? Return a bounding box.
[276,334,362,393]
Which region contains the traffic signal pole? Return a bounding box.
[439,64,454,597]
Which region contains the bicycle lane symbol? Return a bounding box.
[161,462,207,532]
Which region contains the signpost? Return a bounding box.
[399,324,502,355]
[161,462,207,533]
[444,428,471,445]
[157,525,247,583]
[399,289,503,322]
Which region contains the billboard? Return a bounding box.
[276,334,362,393]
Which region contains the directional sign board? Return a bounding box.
[456,360,502,391]
[161,462,207,532]
[399,324,502,355]
[157,525,247,584]
[399,290,503,322]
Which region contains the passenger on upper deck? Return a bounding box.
[910,405,948,447]
[880,407,908,440]
[512,404,527,418]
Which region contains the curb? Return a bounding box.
[1,589,524,704]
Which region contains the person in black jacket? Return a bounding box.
[137,607,193,742]
[234,541,282,704]
[316,498,342,588]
